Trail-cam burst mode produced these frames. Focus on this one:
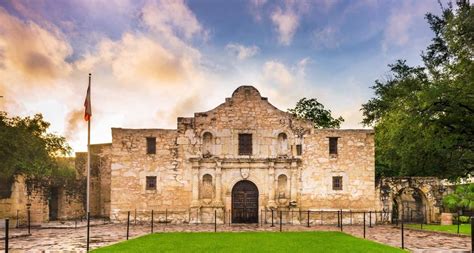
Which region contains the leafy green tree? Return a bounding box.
[0,112,75,197]
[288,98,344,128]
[361,1,474,180]
[443,184,474,212]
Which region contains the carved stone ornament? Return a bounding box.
[240,168,250,179]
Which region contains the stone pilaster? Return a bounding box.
[214,160,224,206]
[191,160,200,207]
[267,162,276,209]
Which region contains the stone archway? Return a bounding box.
[232,180,258,223]
[378,177,444,223]
[394,187,428,223]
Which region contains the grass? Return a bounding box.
[407,223,471,235]
[93,231,405,253]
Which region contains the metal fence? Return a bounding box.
[2,209,473,252]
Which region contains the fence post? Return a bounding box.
[369,211,372,228]
[307,210,310,227]
[151,210,154,234]
[86,212,90,252]
[363,212,366,239]
[126,211,130,240]
[271,210,274,227]
[214,209,217,233]
[279,211,282,232]
[5,218,9,253]
[340,210,343,232]
[401,218,405,249]
[27,209,31,235]
[337,210,340,227]
[16,210,19,228]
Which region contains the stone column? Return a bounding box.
[190,160,201,224]
[290,161,298,203]
[267,162,276,208]
[214,160,223,206]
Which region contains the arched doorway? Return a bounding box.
[393,187,428,223]
[232,180,258,223]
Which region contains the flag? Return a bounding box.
[84,76,92,121]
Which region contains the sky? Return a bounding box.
[0,0,445,153]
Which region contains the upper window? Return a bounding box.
[332,176,342,191]
[238,133,252,155]
[329,137,338,155]
[146,176,157,190]
[146,137,156,154]
[296,144,303,156]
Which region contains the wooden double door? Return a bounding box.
[232,180,259,223]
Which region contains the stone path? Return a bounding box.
[0,223,471,252]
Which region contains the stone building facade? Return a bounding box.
[109,86,376,223]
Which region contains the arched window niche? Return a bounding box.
[201,174,213,200]
[277,132,288,156]
[277,174,288,199]
[202,132,213,157]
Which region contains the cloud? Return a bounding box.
[0,7,72,81]
[141,0,205,40]
[312,26,341,49]
[225,43,260,60]
[262,58,309,87]
[270,0,310,46]
[270,7,299,46]
[382,0,438,51]
[248,0,268,21]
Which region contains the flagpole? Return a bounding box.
[86,73,91,215]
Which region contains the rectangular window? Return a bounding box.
[146,137,156,154]
[332,176,342,191]
[296,144,303,156]
[238,133,252,155]
[146,176,157,190]
[329,137,338,155]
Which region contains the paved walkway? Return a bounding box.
[0,223,471,252]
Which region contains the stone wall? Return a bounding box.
[76,143,112,218]
[0,175,48,226]
[377,177,445,223]
[110,128,186,221]
[300,129,375,210]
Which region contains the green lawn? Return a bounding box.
[407,224,471,235]
[93,232,404,253]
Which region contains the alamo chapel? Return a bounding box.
[106,86,375,223]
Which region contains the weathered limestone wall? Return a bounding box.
[300,129,375,210]
[377,177,444,223]
[0,176,48,226]
[76,143,112,218]
[110,128,189,221]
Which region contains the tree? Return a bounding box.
[361,1,474,180]
[288,98,344,128]
[443,184,474,212]
[0,112,76,197]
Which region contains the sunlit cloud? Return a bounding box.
[226,43,260,60]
